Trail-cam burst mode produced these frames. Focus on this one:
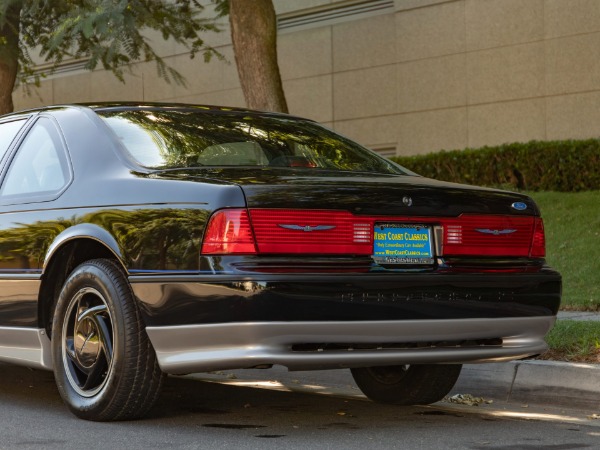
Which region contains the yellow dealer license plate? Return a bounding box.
[373,224,434,265]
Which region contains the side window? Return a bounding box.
[1,118,69,198]
[0,119,27,162]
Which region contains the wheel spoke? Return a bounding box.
[93,313,113,362]
[82,312,113,390]
[77,304,108,323]
[65,337,77,360]
[65,337,89,374]
[76,305,111,391]
[65,298,91,376]
[81,357,107,391]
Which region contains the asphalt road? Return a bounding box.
[0,364,598,449]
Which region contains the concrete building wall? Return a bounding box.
[12,0,600,156]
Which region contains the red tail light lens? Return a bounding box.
[250,209,372,254]
[530,218,546,258]
[441,215,536,257]
[201,209,257,255]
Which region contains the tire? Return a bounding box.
[350,364,462,405]
[51,259,164,421]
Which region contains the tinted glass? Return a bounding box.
[98,109,406,175]
[0,119,27,161]
[1,118,68,197]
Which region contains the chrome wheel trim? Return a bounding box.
[61,287,114,398]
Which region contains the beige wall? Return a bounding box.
[13,0,600,156]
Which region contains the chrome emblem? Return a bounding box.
[511,202,527,211]
[278,224,336,232]
[475,228,517,235]
[402,196,413,207]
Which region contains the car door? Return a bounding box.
[0,115,72,327]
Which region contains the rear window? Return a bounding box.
[97,109,406,175]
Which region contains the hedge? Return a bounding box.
[391,139,600,192]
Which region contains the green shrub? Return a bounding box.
[391,139,600,192]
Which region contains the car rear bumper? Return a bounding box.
[130,270,560,373]
[130,269,561,326]
[145,316,554,374]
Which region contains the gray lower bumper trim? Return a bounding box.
[0,327,52,370]
[146,317,555,374]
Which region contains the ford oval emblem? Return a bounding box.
[511,202,527,211]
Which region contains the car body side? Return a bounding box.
[0,107,245,368]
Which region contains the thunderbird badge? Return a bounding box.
[475,228,517,235]
[278,224,336,232]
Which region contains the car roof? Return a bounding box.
[4,102,310,122]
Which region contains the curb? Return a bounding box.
[557,311,600,321]
[454,360,600,410]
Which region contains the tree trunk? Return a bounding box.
[229,0,288,113]
[0,2,22,115]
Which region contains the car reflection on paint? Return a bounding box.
[0,103,561,421]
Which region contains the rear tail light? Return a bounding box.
[201,208,545,259]
[201,209,257,255]
[440,215,536,257]
[250,209,372,254]
[529,218,546,258]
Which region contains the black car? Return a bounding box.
[0,103,561,421]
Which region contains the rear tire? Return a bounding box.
[51,259,163,421]
[351,364,462,405]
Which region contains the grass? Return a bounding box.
[528,191,600,311]
[541,320,600,363]
[515,192,599,362]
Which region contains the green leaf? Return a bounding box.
[13,0,224,89]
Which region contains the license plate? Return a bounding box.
[373,224,434,265]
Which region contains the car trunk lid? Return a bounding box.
[181,168,543,259]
